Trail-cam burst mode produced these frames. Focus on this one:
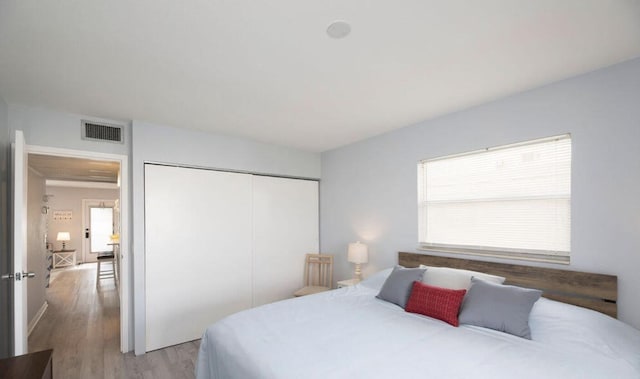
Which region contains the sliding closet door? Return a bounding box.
[145,164,253,352]
[252,176,319,306]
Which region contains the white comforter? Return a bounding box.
[196,275,640,379]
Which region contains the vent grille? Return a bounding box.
[81,121,124,143]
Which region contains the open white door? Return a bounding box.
[11,130,31,355]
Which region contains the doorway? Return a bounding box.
[23,144,129,354]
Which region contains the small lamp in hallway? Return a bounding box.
[57,231,70,250]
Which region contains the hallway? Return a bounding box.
[28,264,199,378]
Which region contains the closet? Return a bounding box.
[144,164,319,351]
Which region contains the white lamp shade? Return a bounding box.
[56,232,71,241]
[347,241,368,264]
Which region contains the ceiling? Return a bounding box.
[29,154,119,184]
[1,1,639,152]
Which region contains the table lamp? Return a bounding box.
[348,241,368,280]
[57,232,71,250]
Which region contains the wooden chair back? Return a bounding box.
[303,254,333,288]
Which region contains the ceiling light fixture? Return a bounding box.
[327,20,351,39]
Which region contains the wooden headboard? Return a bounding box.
[399,252,618,318]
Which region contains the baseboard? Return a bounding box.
[28,301,48,336]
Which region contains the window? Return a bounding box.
[418,134,571,263]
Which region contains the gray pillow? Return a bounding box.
[459,277,542,339]
[376,265,426,308]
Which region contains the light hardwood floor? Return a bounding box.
[28,263,200,379]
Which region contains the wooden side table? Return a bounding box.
[337,278,361,288]
[52,249,76,269]
[0,349,53,379]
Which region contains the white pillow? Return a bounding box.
[419,265,505,290]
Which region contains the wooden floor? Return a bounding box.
[28,263,200,379]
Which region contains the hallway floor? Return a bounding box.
[28,263,200,378]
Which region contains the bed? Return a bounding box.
[195,252,640,379]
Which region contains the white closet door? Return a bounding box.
[145,164,253,352]
[252,176,319,306]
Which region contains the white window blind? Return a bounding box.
[418,135,571,259]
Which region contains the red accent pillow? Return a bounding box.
[405,281,467,326]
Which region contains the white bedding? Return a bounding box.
[196,271,640,379]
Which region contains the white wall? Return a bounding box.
[45,186,119,263]
[26,169,47,330]
[131,120,321,354]
[132,120,321,178]
[321,57,640,329]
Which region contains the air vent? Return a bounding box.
[81,120,124,143]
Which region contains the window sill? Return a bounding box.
[417,245,570,265]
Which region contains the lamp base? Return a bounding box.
[353,263,362,280]
[62,242,67,250]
